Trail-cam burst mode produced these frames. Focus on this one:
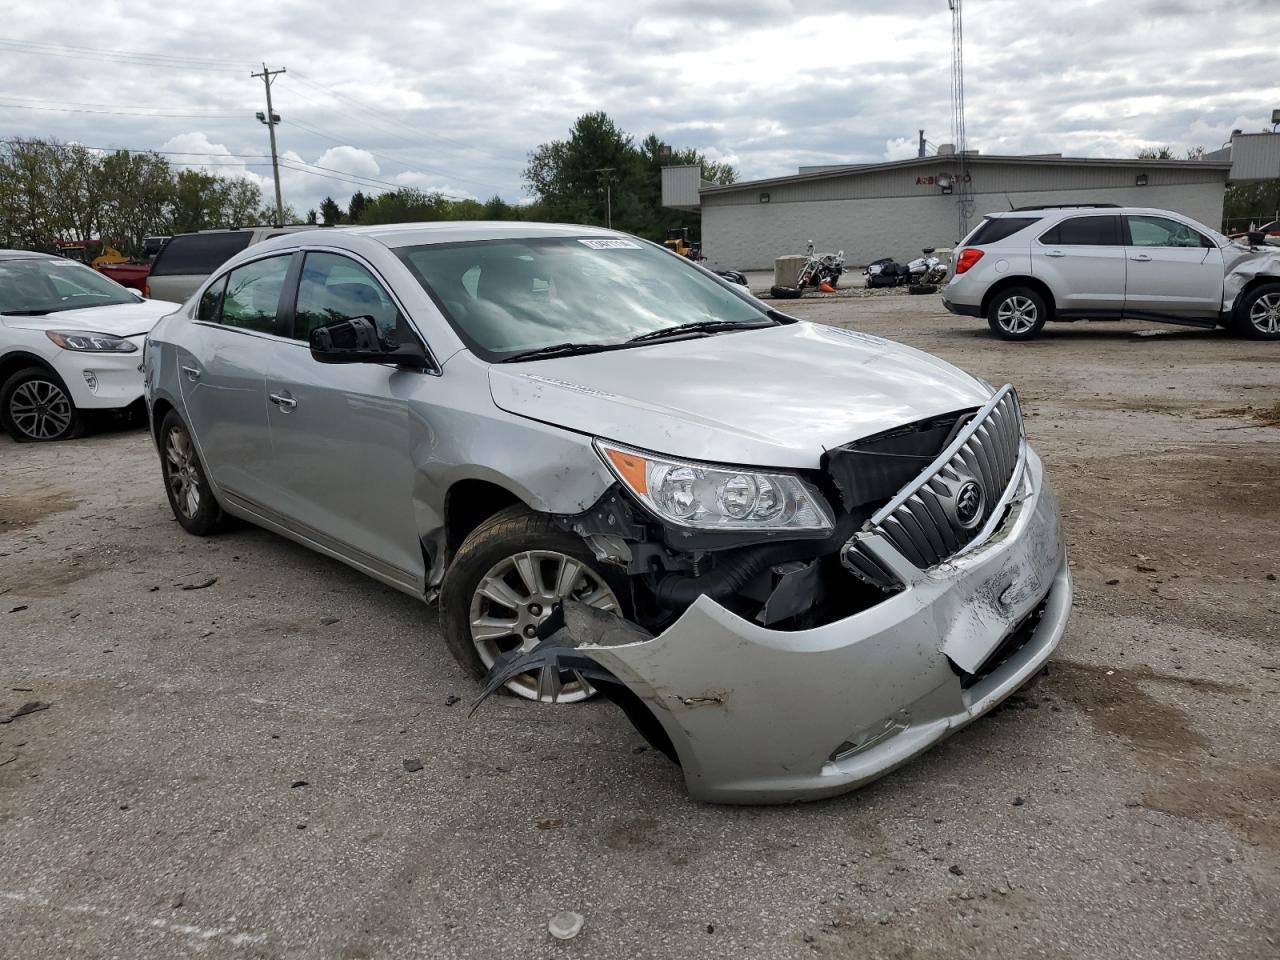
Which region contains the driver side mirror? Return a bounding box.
[309,316,430,369]
[1248,230,1266,246]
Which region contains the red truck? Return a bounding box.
[94,236,169,294]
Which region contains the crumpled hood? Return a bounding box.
[488,322,991,468]
[1,298,180,337]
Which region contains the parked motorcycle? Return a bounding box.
[770,242,845,298]
[865,248,948,292]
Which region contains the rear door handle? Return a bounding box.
[181,364,201,381]
[1130,254,1152,262]
[269,391,297,412]
[1044,250,1066,258]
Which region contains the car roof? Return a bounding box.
[0,249,61,261]
[315,220,624,249]
[985,206,1201,219]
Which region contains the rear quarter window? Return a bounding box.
[149,233,253,277]
[967,217,1041,246]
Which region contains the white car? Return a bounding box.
[0,251,179,441]
[942,205,1280,341]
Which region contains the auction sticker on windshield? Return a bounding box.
[578,238,643,250]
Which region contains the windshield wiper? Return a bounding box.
[1,309,53,316]
[627,319,772,344]
[497,341,623,363]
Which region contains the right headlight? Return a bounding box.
[595,440,834,533]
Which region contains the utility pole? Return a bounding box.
[252,63,286,225]
[918,129,926,158]
[594,167,616,229]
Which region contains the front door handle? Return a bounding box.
[1130,254,1152,262]
[1044,250,1066,258]
[269,391,297,412]
[181,364,201,381]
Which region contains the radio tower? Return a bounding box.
[948,0,973,240]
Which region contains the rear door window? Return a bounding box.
[967,217,1040,246]
[1039,215,1121,246]
[149,233,253,277]
[217,255,291,334]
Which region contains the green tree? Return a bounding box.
[1137,146,1175,160]
[224,178,263,226]
[523,113,737,240]
[348,190,370,222]
[319,196,344,225]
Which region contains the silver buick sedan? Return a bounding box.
[143,222,1071,804]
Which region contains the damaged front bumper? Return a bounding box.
[579,448,1070,804]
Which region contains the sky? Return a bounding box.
[2,0,1278,217]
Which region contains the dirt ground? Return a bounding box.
[2,294,1278,959]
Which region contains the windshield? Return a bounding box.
[395,236,769,360]
[0,257,138,314]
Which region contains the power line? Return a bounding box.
[287,73,522,169]
[0,35,249,66]
[286,117,496,193]
[0,37,250,72]
[0,101,243,119]
[0,93,240,114]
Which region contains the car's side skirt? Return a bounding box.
[220,491,425,600]
[1053,309,1218,328]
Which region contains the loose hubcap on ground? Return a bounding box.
[165,427,201,518]
[1250,293,1280,334]
[997,296,1037,334]
[9,379,71,440]
[468,550,619,703]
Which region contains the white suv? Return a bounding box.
[942,205,1280,341]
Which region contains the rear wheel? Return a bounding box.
[1234,283,1280,340]
[770,285,804,299]
[440,506,629,703]
[158,410,224,535]
[987,287,1048,340]
[0,367,81,442]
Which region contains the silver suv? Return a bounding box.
[942,205,1280,341]
[143,222,1069,803]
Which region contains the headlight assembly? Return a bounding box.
[46,330,138,353]
[595,440,834,533]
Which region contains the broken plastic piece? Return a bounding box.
[548,911,585,940]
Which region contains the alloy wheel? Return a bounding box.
[468,549,620,702]
[164,425,201,519]
[996,296,1037,334]
[1249,293,1280,335]
[9,378,73,440]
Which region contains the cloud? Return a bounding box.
[884,137,919,162]
[2,0,1277,217]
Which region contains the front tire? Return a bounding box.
[987,287,1048,340]
[1234,282,1280,340]
[440,506,629,703]
[0,367,82,442]
[158,410,224,536]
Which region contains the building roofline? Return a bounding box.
[699,153,1234,194]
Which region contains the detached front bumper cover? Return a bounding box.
[474,447,1070,804]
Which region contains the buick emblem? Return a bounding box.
[955,480,984,529]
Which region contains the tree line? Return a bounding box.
[0,112,734,257]
[0,138,277,257]
[313,111,736,239]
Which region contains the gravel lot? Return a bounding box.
[2,294,1278,959]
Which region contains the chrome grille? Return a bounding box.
[845,386,1025,575]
